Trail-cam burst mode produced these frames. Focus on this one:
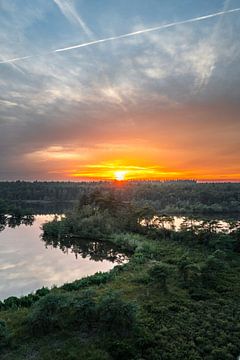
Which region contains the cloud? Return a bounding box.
[1,6,240,65]
[53,0,93,37]
[183,42,216,89]
[0,1,239,180]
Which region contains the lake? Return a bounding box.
[1,213,238,301]
[0,215,128,300]
[142,214,239,232]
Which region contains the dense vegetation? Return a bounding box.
[0,199,33,217]
[0,180,240,213]
[0,187,240,359]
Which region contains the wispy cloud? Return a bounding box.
[53,0,93,37]
[0,1,239,180]
[55,7,240,53]
[0,7,240,65]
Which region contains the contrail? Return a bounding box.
[0,55,32,65]
[53,0,93,38]
[1,7,240,65]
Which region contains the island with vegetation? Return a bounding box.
[0,182,240,360]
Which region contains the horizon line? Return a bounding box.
[0,179,239,183]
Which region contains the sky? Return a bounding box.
[0,0,240,181]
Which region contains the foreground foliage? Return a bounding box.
[1,188,240,359]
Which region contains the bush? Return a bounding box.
[26,293,70,335]
[3,296,20,309]
[201,253,226,289]
[62,271,113,291]
[97,291,137,339]
[72,290,97,331]
[104,338,139,360]
[0,320,10,348]
[35,287,50,297]
[39,344,111,360]
[25,289,140,353]
[111,233,144,251]
[42,218,63,237]
[18,294,39,308]
[148,262,171,291]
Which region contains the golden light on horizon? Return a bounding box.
[114,170,127,181]
[23,139,240,182]
[70,161,182,180]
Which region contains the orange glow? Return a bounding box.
[71,161,181,181]
[24,136,240,182]
[114,171,127,181]
[70,162,240,182]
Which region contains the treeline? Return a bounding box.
[0,180,240,213]
[130,181,240,213]
[0,181,95,202]
[0,199,33,216]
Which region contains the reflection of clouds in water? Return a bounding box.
[0,249,16,255]
[25,255,113,285]
[0,215,116,300]
[0,263,19,270]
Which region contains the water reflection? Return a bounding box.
[0,214,34,232]
[11,201,74,215]
[42,236,129,264]
[1,212,239,300]
[0,215,127,300]
[142,215,240,233]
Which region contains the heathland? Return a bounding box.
[0,181,240,360]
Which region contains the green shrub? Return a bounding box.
[26,293,70,335]
[111,232,144,251]
[35,287,50,297]
[39,344,111,360]
[0,320,10,348]
[148,262,171,291]
[72,290,97,331]
[25,289,139,351]
[4,296,20,309]
[42,218,63,237]
[104,338,139,360]
[97,291,137,339]
[62,271,113,291]
[18,294,39,308]
[201,253,226,289]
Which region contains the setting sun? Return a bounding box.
[114,170,127,181]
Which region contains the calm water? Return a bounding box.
[0,215,127,300]
[1,213,238,301]
[142,215,239,232]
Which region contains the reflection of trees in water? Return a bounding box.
[42,236,129,264]
[19,201,73,215]
[149,215,175,230]
[179,217,240,234]
[142,214,240,234]
[0,214,34,232]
